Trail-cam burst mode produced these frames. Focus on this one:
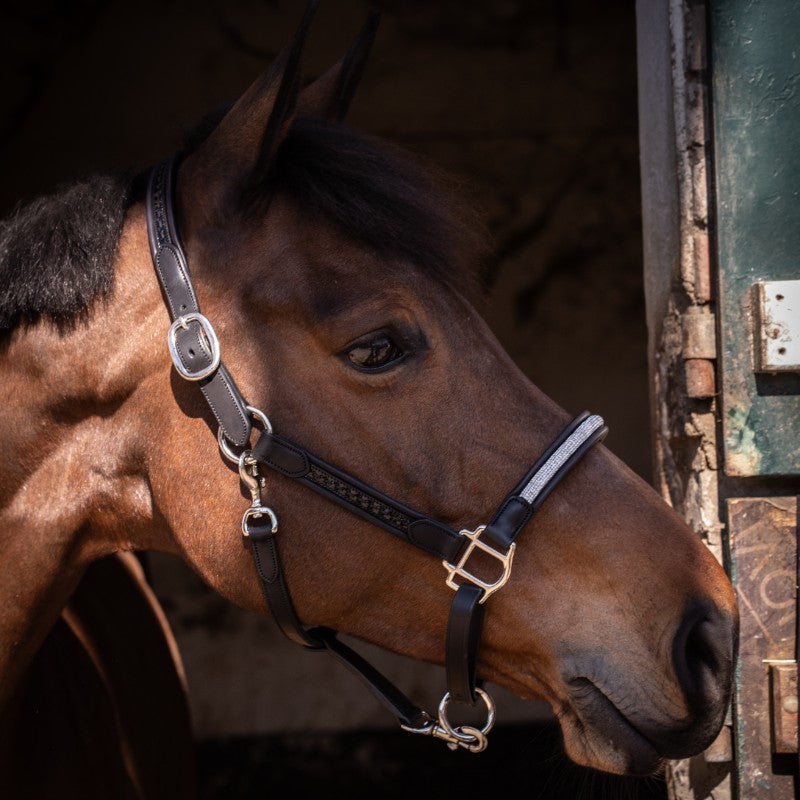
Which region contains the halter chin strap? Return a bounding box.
[146,157,608,752]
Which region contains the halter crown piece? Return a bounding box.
[146,158,608,753]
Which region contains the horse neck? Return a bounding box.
[0,203,171,710]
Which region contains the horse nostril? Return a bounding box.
[673,604,733,711]
[686,621,719,675]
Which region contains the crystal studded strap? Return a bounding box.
[445,412,607,710]
[482,413,608,551]
[146,159,252,446]
[520,415,606,505]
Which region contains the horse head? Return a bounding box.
[0,5,737,778]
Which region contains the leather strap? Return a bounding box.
[252,431,466,562]
[249,523,434,728]
[484,413,608,550]
[444,413,608,708]
[446,585,485,704]
[146,159,252,447]
[309,628,433,729]
[247,519,323,649]
[248,517,435,728]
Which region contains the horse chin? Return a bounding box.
[558,680,665,776]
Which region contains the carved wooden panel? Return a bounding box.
[727,497,797,799]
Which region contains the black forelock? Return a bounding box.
[184,110,486,291]
[271,115,485,289]
[0,173,131,331]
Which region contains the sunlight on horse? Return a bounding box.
[0,4,737,790]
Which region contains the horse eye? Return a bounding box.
[346,335,405,371]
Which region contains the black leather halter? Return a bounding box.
[146,158,608,752]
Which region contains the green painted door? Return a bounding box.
[710,0,800,477]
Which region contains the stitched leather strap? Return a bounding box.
[146,159,252,447]
[252,431,466,562]
[247,519,324,649]
[248,519,434,727]
[249,524,433,727]
[484,413,608,550]
[446,585,485,704]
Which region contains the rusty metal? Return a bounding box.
[768,662,798,754]
[727,496,798,800]
[682,310,717,359]
[684,358,716,399]
[692,233,712,304]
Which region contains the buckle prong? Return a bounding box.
[167,312,221,381]
[443,525,515,603]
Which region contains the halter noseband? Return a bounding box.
[146,158,607,753]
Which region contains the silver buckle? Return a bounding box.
[167,312,221,381]
[442,525,515,603]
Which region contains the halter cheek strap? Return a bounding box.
[146,157,608,752]
[146,160,252,447]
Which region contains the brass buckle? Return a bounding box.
[167,312,221,381]
[442,525,515,603]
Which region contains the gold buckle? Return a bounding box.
[442,525,515,603]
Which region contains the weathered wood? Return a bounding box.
[727,497,798,799]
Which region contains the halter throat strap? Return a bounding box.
[145,156,608,752]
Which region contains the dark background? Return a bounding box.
[1,1,661,797]
[1,0,649,476]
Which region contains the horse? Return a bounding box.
[0,3,737,791]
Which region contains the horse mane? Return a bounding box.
[270,115,486,289]
[0,174,132,331]
[0,114,484,333]
[188,112,486,293]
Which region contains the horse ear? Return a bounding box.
[298,10,380,121]
[245,0,321,193]
[178,1,318,221]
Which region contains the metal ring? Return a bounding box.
[437,688,495,748]
[241,505,278,538]
[218,406,273,464]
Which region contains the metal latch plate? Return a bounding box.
[753,280,800,372]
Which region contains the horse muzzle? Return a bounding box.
[557,598,738,775]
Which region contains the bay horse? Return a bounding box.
[0,3,736,789]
